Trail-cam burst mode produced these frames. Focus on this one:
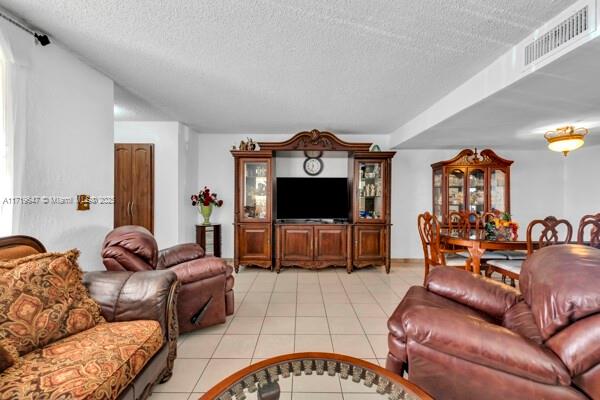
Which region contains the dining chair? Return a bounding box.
[486,216,573,285]
[452,211,508,265]
[447,211,470,236]
[578,213,600,248]
[418,212,469,283]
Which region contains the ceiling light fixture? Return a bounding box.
[544,125,588,156]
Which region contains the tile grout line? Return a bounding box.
[187,269,261,394]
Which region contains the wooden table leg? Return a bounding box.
[467,242,485,275]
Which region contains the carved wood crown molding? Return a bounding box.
[432,148,513,168]
[257,129,372,152]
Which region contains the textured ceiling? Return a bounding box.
[399,36,600,150]
[0,0,577,133]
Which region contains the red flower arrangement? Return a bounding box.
[191,186,224,207]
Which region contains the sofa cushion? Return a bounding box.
[0,320,163,399]
[387,286,494,363]
[0,250,105,355]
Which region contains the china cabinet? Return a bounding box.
[431,149,513,223]
[232,130,395,273]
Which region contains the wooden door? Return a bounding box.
[354,225,386,261]
[114,144,132,228]
[314,225,347,261]
[114,143,154,232]
[280,225,313,261]
[239,224,271,261]
[131,144,154,232]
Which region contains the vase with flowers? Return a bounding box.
[485,211,519,241]
[191,186,224,225]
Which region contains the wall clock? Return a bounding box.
[303,150,323,176]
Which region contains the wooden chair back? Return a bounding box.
[578,213,600,248]
[475,212,497,231]
[418,212,442,268]
[526,216,573,255]
[448,211,470,236]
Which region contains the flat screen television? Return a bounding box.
[276,177,349,220]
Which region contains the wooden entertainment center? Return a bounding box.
[231,130,395,273]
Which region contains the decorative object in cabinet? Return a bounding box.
[431,149,512,224]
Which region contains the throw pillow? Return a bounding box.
[0,250,105,356]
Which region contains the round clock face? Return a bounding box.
[303,158,323,176]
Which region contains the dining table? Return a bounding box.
[440,229,529,275]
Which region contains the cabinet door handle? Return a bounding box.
[126,201,131,217]
[130,201,134,217]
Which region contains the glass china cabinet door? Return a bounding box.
[433,169,443,217]
[490,169,507,213]
[357,161,384,221]
[447,168,465,214]
[242,160,270,221]
[468,169,485,214]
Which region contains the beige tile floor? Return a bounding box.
[151,263,424,400]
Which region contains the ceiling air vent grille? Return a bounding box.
[525,6,589,65]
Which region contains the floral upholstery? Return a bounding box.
[0,250,105,356]
[0,320,163,399]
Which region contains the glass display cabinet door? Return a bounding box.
[490,168,507,213]
[447,168,465,214]
[433,169,443,217]
[357,161,384,221]
[241,160,270,221]
[468,168,485,214]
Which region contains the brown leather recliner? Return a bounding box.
[387,244,600,400]
[102,225,234,333]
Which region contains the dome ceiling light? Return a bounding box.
[544,125,588,156]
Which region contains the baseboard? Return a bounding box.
[391,258,423,264]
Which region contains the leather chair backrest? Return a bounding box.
[519,244,600,340]
[101,225,158,271]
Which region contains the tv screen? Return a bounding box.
[277,178,349,220]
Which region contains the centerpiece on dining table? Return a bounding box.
[484,211,519,241]
[191,186,224,225]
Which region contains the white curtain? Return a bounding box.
[0,25,28,236]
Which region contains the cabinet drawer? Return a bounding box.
[239,224,271,260]
[314,226,347,261]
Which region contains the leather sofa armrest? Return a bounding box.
[83,271,180,342]
[157,243,204,269]
[425,267,522,319]
[168,257,229,284]
[403,307,570,386]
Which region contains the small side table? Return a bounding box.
[195,224,221,257]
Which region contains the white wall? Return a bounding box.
[114,121,182,248]
[391,149,568,258]
[194,134,572,260]
[1,20,114,270]
[178,124,200,243]
[564,146,600,225]
[194,133,390,258]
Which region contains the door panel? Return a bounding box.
[354,225,385,261]
[281,226,313,260]
[131,144,154,232]
[114,144,132,227]
[314,226,347,261]
[239,224,271,260]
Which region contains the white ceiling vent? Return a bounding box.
[525,5,591,65]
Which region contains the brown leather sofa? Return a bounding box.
[102,225,234,333]
[387,244,600,400]
[0,235,179,400]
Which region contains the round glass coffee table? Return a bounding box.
[199,352,431,400]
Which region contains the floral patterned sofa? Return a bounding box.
[0,235,179,400]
